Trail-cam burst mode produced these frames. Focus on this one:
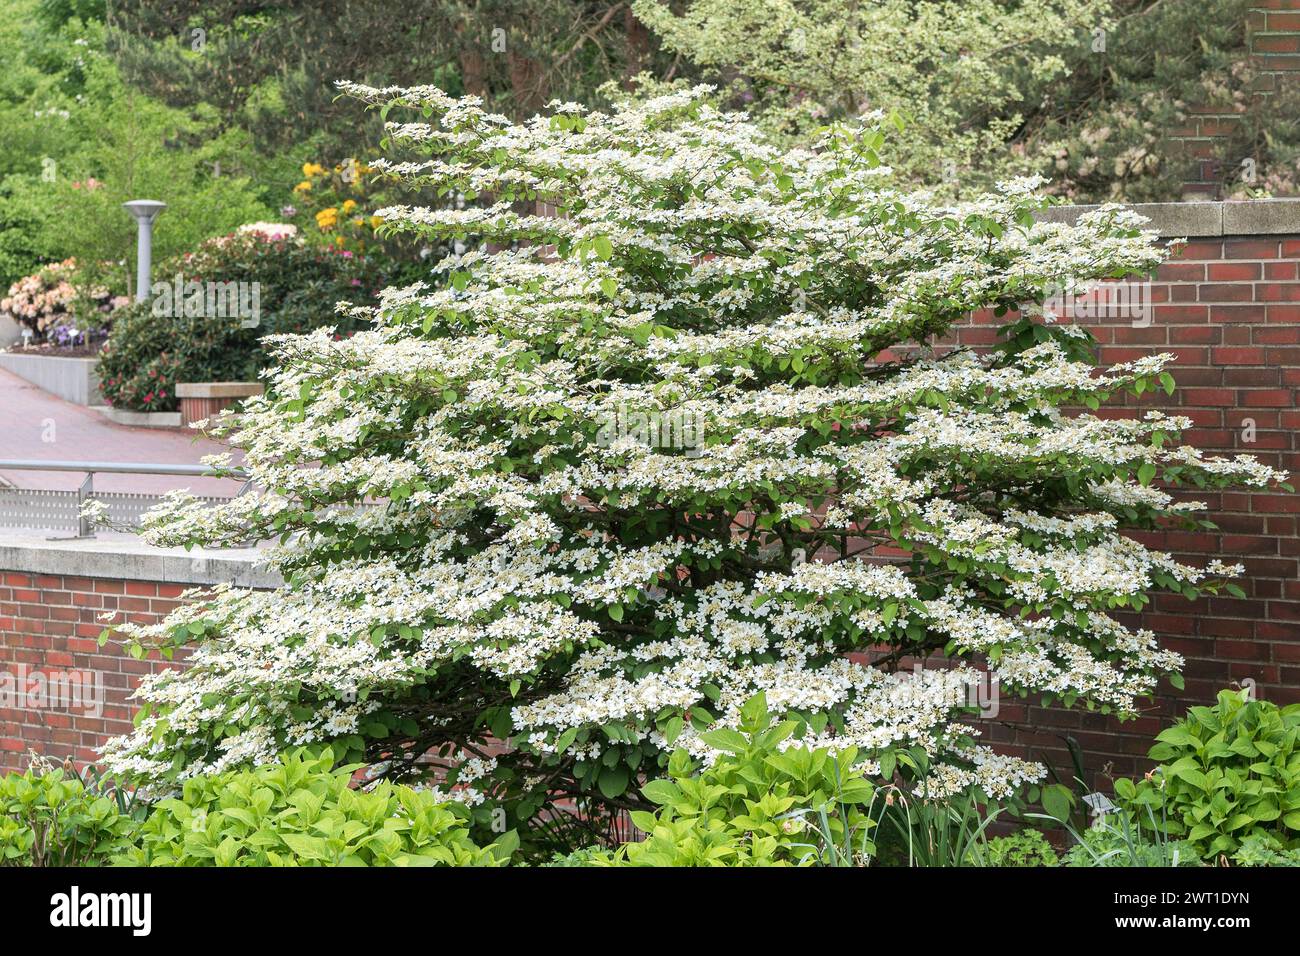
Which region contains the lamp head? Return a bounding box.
[122,199,167,224]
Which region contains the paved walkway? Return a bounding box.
[0,368,245,496]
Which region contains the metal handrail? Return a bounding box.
[0,459,247,478]
[0,459,250,538]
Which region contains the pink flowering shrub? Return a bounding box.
[0,258,125,344]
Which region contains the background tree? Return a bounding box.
[633,0,1300,200]
[0,2,267,292]
[105,0,668,166]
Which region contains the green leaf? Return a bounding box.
[597,765,629,799]
[697,728,749,754]
[487,829,519,864]
[640,779,682,806]
[738,692,769,732]
[662,716,684,746]
[279,833,331,861]
[1042,783,1074,823]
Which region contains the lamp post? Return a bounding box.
[122,200,166,302]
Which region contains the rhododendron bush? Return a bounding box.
[99,84,1285,847]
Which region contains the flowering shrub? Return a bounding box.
[0,257,126,345]
[97,228,389,411]
[1,259,75,334]
[292,159,382,252]
[96,307,186,411]
[286,158,435,282]
[99,84,1286,855]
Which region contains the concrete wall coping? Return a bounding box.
[175,382,264,399]
[0,529,281,589]
[1038,198,1300,238]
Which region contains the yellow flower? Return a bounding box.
[315,207,338,230]
[341,199,357,213]
[293,181,312,194]
[301,162,325,178]
[369,216,383,230]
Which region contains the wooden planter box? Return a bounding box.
[175,381,264,427]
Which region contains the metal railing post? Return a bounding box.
[77,471,94,539]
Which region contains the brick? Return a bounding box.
[1210,305,1267,323]
[1199,283,1255,302]
[1181,388,1237,406]
[1161,262,1207,281]
[1240,389,1295,407]
[1258,283,1300,301]
[1207,262,1262,281]
[1254,34,1300,53]
[1211,347,1267,364]
[1224,239,1281,258]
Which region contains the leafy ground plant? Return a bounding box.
[0,759,136,867]
[568,693,878,866]
[1059,809,1200,867]
[116,748,512,867]
[980,829,1059,867]
[1117,688,1300,858]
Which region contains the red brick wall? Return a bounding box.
[957,232,1300,789]
[0,572,189,774]
[1178,0,1300,197]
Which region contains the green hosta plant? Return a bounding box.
[1117,689,1300,858]
[117,748,510,867]
[588,693,878,866]
[0,762,136,867]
